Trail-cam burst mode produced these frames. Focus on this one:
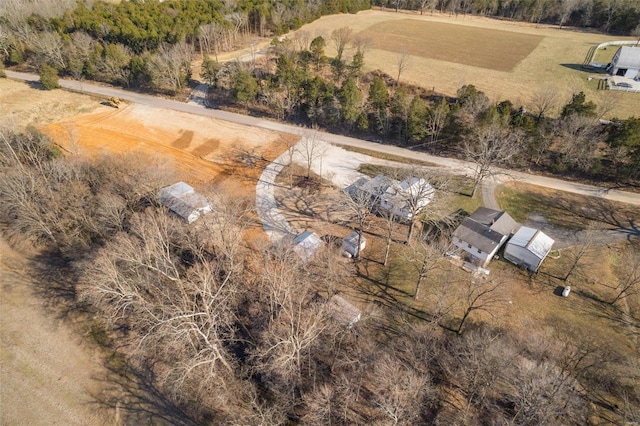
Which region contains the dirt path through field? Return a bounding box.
[0,239,115,425]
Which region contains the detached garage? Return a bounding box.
[504,227,554,272]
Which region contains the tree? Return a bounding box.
[609,245,640,305]
[403,238,448,300]
[295,131,327,179]
[561,91,597,118]
[341,183,376,258]
[38,64,59,90]
[407,95,428,143]
[339,78,363,126]
[553,114,602,173]
[233,69,258,105]
[558,0,581,28]
[530,85,559,119]
[464,121,523,198]
[455,278,505,334]
[147,41,193,92]
[330,27,353,61]
[395,50,410,87]
[426,98,450,144]
[309,36,326,71]
[201,55,221,87]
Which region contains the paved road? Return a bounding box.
[6,70,640,208]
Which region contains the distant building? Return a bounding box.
[158,182,212,224]
[293,231,323,261]
[346,174,393,204]
[342,231,366,257]
[380,177,435,220]
[327,294,361,327]
[452,207,518,268]
[504,227,554,272]
[607,46,640,79]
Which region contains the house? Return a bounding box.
[346,174,393,204]
[504,226,554,272]
[293,230,322,261]
[158,182,212,224]
[342,231,366,257]
[380,177,435,220]
[327,294,361,327]
[607,46,640,79]
[452,207,518,268]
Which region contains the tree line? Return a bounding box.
[1,126,638,424]
[377,0,640,35]
[0,0,370,92]
[207,34,640,186]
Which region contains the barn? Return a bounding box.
[504,227,554,272]
[158,182,212,224]
[607,46,640,79]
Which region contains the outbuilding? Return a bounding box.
[342,231,366,257]
[327,294,361,327]
[607,46,640,79]
[293,230,322,261]
[158,182,212,224]
[504,226,554,272]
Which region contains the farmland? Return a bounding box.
[292,9,640,118]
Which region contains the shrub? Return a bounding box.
[39,64,60,90]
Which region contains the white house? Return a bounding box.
[452,207,518,268]
[342,231,366,257]
[504,227,554,272]
[346,174,393,203]
[607,46,640,79]
[158,182,212,224]
[327,294,361,327]
[293,230,323,261]
[380,177,435,220]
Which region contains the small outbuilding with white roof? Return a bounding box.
[342,231,366,257]
[293,231,323,261]
[159,182,212,224]
[504,226,555,272]
[327,294,361,327]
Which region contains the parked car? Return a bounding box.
[562,286,571,297]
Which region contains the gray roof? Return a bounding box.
[507,226,554,260]
[614,46,640,69]
[328,294,361,327]
[158,182,211,223]
[469,207,518,236]
[293,231,322,261]
[346,174,394,199]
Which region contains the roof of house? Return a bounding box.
[453,208,518,253]
[507,226,555,260]
[158,182,211,223]
[469,207,518,236]
[614,46,640,69]
[293,231,322,261]
[347,174,394,198]
[328,294,361,326]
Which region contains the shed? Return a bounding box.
[504,226,554,272]
[158,182,212,224]
[293,231,322,261]
[607,46,640,78]
[342,231,366,257]
[380,177,435,220]
[327,294,361,327]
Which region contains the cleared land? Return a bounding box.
[360,19,542,72]
[291,9,640,118]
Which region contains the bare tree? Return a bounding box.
[558,0,581,28]
[530,85,560,119]
[295,131,327,179]
[403,238,449,300]
[395,50,410,87]
[464,122,523,198]
[454,278,505,334]
[553,114,602,173]
[609,245,640,305]
[148,41,193,92]
[331,27,353,61]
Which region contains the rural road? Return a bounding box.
[5,71,640,208]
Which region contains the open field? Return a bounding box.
[359,19,542,72]
[290,9,640,118]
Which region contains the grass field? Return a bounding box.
[359,19,543,72]
[291,9,640,118]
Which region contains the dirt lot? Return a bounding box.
[291,9,640,118]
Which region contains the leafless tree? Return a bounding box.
[530,85,560,119]
[31,31,66,69]
[63,31,96,80]
[403,238,449,300]
[553,114,602,173]
[426,98,449,144]
[464,122,523,198]
[341,185,377,258]
[395,50,410,87]
[558,0,581,28]
[295,131,327,179]
[609,245,640,305]
[148,41,193,92]
[454,278,505,334]
[331,27,353,61]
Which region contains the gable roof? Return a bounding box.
[347,174,394,199]
[293,231,322,261]
[158,182,212,223]
[507,226,555,260]
[382,177,435,212]
[614,46,640,69]
[469,207,518,236]
[327,294,361,327]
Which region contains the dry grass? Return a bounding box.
[290,9,640,118]
[360,19,542,72]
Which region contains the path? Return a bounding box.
[6,71,640,209]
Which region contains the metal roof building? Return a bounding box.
[504,226,555,272]
[158,182,212,224]
[607,46,640,79]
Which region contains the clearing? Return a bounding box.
[289,9,640,118]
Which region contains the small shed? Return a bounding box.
[327,294,361,327]
[158,182,212,224]
[293,231,322,261]
[504,227,555,272]
[342,231,366,257]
